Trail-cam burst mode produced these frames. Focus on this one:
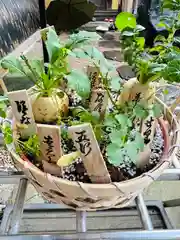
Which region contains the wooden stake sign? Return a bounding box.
[87,65,101,89]
[137,116,156,168]
[89,89,108,116]
[7,89,36,138]
[37,124,62,164]
[68,123,111,183]
[40,26,55,42]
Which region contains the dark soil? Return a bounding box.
[62,124,164,183]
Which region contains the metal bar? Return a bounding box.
[1,230,180,240]
[8,178,28,235]
[0,205,13,234]
[135,194,153,230]
[164,198,180,208]
[76,211,87,233]
[0,171,25,184]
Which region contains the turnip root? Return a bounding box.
[118,78,156,106]
[57,151,80,167]
[32,93,69,123]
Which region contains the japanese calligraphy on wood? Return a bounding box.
[137,116,156,168]
[37,124,62,165]
[68,123,111,183]
[89,89,108,116]
[87,65,101,89]
[7,89,36,138]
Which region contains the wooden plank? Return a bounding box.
[40,26,55,42]
[87,65,101,89]
[0,79,8,94]
[7,89,36,138]
[37,124,62,165]
[136,116,156,168]
[68,123,111,183]
[89,89,108,117]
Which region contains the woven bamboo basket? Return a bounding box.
[5,97,180,211]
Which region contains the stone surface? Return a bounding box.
[103,31,120,41]
[80,21,110,32]
[103,50,124,62]
[99,40,120,48]
[116,64,135,80]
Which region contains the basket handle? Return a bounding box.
[170,96,180,120]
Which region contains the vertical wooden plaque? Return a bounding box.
[68,123,111,183]
[37,124,62,164]
[7,89,36,138]
[87,65,101,89]
[89,89,108,116]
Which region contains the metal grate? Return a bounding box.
[1,163,180,239]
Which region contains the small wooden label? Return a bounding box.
[37,124,62,164]
[68,123,111,183]
[87,65,101,89]
[136,116,156,168]
[7,89,36,138]
[142,116,156,146]
[89,89,108,116]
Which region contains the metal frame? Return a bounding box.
[1,165,180,238]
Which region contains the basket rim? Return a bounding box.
[5,97,180,188]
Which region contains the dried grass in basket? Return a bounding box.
[5,98,180,211]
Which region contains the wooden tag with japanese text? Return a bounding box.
[7,89,36,138]
[136,116,156,168]
[68,123,111,183]
[89,89,108,117]
[87,65,101,89]
[37,124,62,165]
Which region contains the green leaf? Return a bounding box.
[134,105,149,119]
[135,25,145,32]
[110,77,122,91]
[124,142,139,164]
[0,109,6,118]
[136,37,145,49]
[109,130,123,146]
[154,35,167,43]
[1,56,25,75]
[174,37,180,44]
[2,125,13,144]
[163,59,180,83]
[163,88,169,95]
[66,70,90,98]
[107,143,124,166]
[45,28,61,63]
[115,12,136,31]
[134,132,144,151]
[122,30,135,36]
[104,115,117,127]
[152,103,162,118]
[115,114,132,127]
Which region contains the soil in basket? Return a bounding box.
[62,124,164,183]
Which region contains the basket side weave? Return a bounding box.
[6,98,180,210]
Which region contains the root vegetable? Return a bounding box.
[57,151,80,167]
[32,93,69,123]
[118,78,156,105]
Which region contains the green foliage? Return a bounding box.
[116,2,180,85]
[115,12,137,31]
[162,0,180,11]
[17,135,40,158]
[163,59,180,82]
[2,124,13,145]
[66,70,90,98]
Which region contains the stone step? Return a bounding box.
[99,40,120,48]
